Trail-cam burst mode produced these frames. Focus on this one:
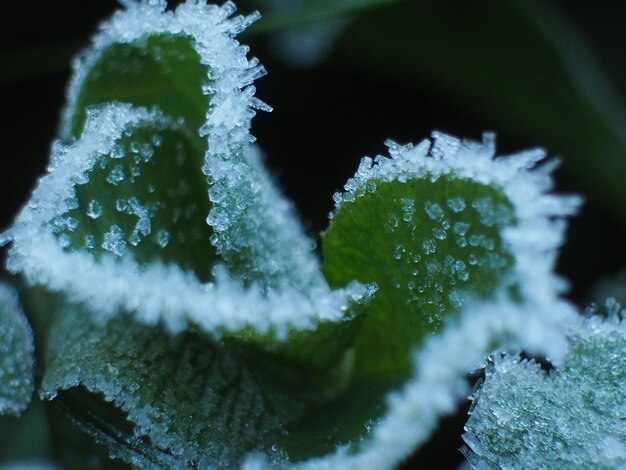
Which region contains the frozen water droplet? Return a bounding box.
[423,239,436,255]
[155,229,170,248]
[87,200,103,220]
[106,165,125,186]
[469,234,482,247]
[400,198,415,222]
[424,201,444,220]
[482,238,495,250]
[453,222,470,236]
[427,260,441,274]
[110,143,125,159]
[433,227,447,240]
[102,225,127,257]
[65,217,79,232]
[84,235,95,249]
[449,288,462,308]
[393,244,405,260]
[447,197,466,213]
[457,237,467,248]
[140,142,154,161]
[116,198,128,212]
[151,134,163,147]
[387,213,399,229]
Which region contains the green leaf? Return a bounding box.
[324,172,513,378]
[3,1,585,467]
[335,0,626,221]
[0,282,34,416]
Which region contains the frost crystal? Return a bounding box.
[463,300,626,469]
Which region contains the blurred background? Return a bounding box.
[1,0,625,467]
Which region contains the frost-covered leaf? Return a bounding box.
[3,2,369,466]
[323,132,580,379]
[286,300,573,469]
[61,1,265,145]
[0,282,34,416]
[54,105,216,280]
[463,300,626,469]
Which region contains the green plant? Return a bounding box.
[0,1,624,468]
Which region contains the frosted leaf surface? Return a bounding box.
[7,101,369,466]
[0,282,34,416]
[205,141,329,293]
[57,106,216,280]
[463,300,626,469]
[324,132,581,379]
[60,0,325,294]
[40,301,337,468]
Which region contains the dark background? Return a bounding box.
[1,1,625,467]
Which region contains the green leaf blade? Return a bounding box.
[324,174,514,378]
[39,298,351,468]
